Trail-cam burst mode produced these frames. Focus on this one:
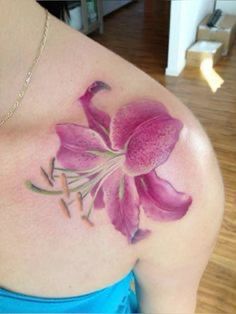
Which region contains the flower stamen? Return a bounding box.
[76,192,83,212]
[81,215,94,227]
[40,167,53,187]
[60,173,70,198]
[59,198,71,218]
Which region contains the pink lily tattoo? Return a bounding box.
[26,81,192,244]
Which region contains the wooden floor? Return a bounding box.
[91,1,236,313]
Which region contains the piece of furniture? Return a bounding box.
[68,0,103,34]
[186,41,223,67]
[68,0,135,34]
[81,0,103,34]
[197,14,236,56]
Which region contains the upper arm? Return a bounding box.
[133,108,224,314]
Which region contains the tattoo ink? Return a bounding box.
[26,81,192,243]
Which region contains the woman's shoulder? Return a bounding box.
[47,16,224,248]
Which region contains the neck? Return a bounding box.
[0,0,47,122]
[0,0,45,53]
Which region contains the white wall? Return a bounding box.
[216,0,236,15]
[166,0,215,76]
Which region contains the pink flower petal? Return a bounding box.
[103,169,141,243]
[124,116,183,176]
[56,123,109,170]
[79,81,112,147]
[110,100,168,150]
[135,171,192,221]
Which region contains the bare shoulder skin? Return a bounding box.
[0,3,224,313]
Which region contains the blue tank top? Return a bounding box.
[0,271,139,313]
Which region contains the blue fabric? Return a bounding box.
[0,271,139,313]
